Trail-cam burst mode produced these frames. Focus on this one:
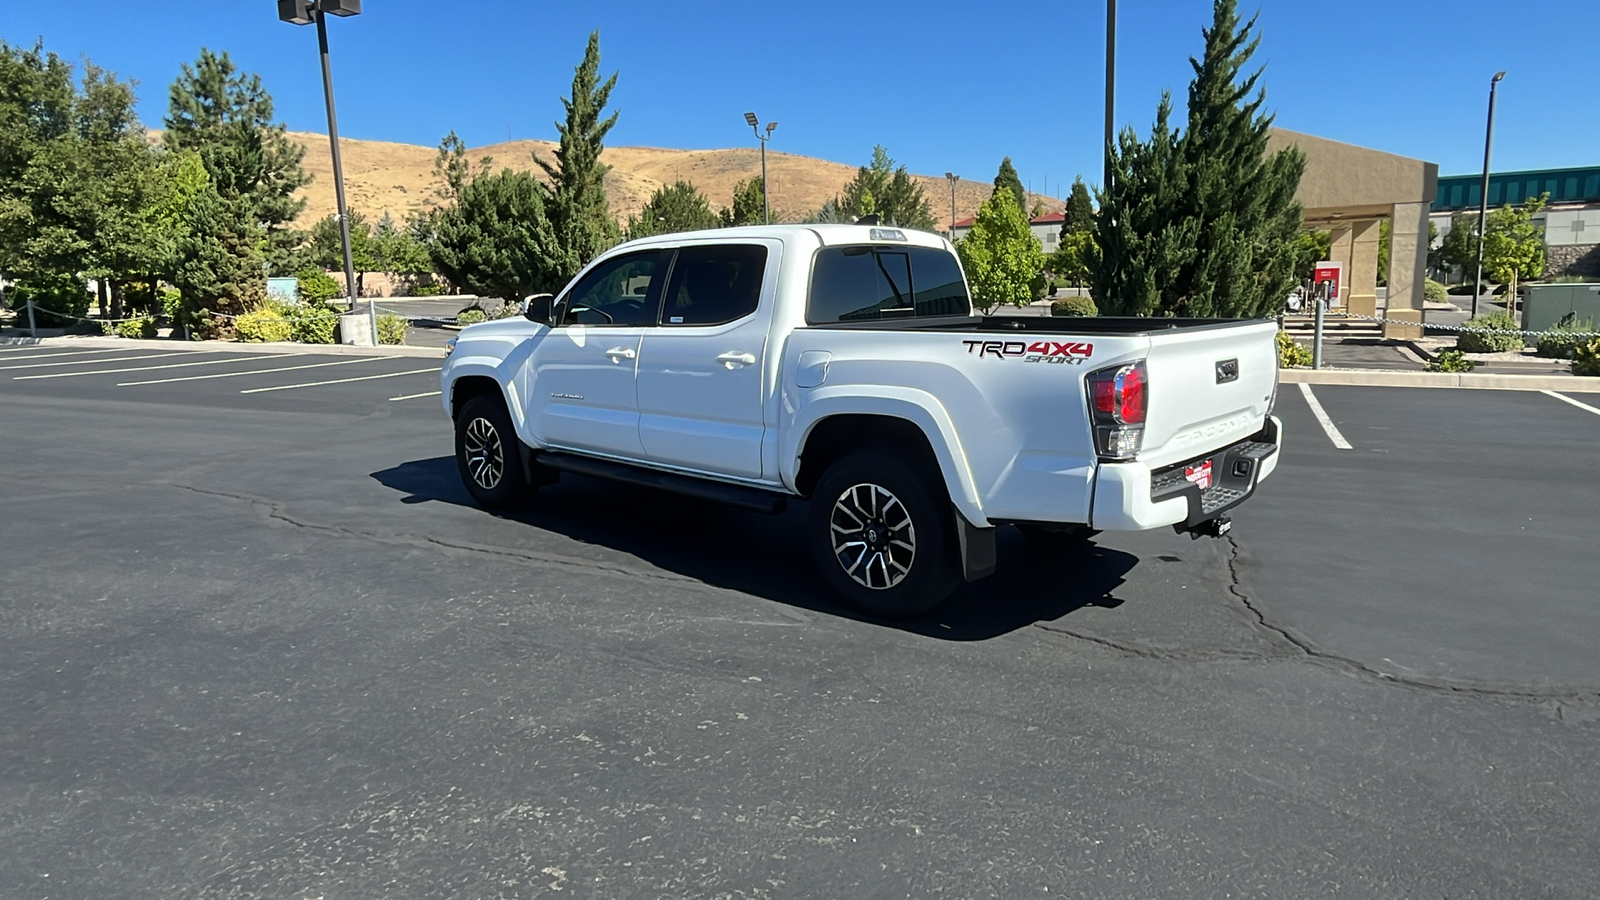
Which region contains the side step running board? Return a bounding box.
[535,451,789,515]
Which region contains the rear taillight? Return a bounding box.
[1086,361,1148,460]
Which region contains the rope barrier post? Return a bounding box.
[27,299,37,338]
[1312,285,1326,370]
[368,295,378,348]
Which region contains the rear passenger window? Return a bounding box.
[661,245,767,326]
[807,245,971,323]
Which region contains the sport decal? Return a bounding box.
[961,339,1095,365]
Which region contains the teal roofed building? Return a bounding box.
[1431,165,1600,279]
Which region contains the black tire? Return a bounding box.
[455,395,532,509]
[809,450,960,618]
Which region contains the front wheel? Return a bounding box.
[455,395,532,509]
[809,451,959,618]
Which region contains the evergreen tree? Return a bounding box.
[956,187,1044,313]
[992,157,1027,218]
[1438,213,1479,277]
[720,177,766,227]
[429,168,549,302]
[166,151,265,331]
[163,49,309,275]
[628,180,719,238]
[1092,0,1304,317]
[536,31,621,286]
[834,146,936,229]
[1064,177,1095,232]
[309,208,380,297]
[373,211,433,289]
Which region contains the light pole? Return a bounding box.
[1104,0,1117,193]
[1472,70,1506,318]
[744,112,776,225]
[944,173,960,240]
[278,0,370,342]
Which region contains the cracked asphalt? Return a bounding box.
[2,343,1598,898]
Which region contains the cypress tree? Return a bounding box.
[1064,177,1095,233]
[835,146,936,230]
[992,157,1027,219]
[628,179,719,238]
[537,31,621,288]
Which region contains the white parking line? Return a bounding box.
[388,390,442,402]
[118,356,396,386]
[15,353,296,380]
[0,347,140,360]
[1298,383,1353,449]
[1,351,192,372]
[240,367,437,394]
[1541,390,1600,417]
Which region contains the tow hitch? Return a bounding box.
[1176,515,1232,540]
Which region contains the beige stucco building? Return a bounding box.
[1267,129,1439,339]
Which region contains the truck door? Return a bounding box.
[635,242,776,480]
[525,249,666,460]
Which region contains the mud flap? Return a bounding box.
[955,508,996,582]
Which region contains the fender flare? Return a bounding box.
[785,385,988,527]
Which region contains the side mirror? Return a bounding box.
[522,293,555,324]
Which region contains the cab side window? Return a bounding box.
[559,251,664,327]
[660,245,768,326]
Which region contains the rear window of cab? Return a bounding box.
[807,245,971,324]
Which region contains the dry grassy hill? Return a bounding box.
[287,132,1064,231]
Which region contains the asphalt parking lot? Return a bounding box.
[2,338,1598,898]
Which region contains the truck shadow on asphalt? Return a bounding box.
[372,457,1138,641]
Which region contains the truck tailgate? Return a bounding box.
[1137,320,1278,469]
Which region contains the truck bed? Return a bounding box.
[801,315,1264,335]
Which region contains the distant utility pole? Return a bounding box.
[1104,0,1117,192]
[945,173,960,240]
[1472,70,1507,318]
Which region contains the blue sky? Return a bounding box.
[6,1,1596,195]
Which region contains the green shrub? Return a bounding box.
[410,283,445,297]
[376,314,409,345]
[1423,279,1448,304]
[457,306,488,326]
[10,274,90,327]
[1276,330,1313,368]
[1425,349,1475,373]
[1050,296,1099,317]
[295,268,343,305]
[1446,282,1480,296]
[287,301,340,344]
[234,307,295,343]
[1455,312,1523,353]
[1573,339,1600,377]
[113,316,158,339]
[1535,320,1596,360]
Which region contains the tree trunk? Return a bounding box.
[97,279,109,319]
[109,279,124,321]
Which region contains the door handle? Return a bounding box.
[715,351,757,368]
[605,346,636,363]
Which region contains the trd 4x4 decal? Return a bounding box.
[962,340,1095,365]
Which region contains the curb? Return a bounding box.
[1280,368,1600,392]
[0,334,445,359]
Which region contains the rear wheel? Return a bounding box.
[455,395,532,509]
[809,451,959,618]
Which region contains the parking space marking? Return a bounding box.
[240,367,437,394]
[1,351,192,372]
[118,356,397,386]
[1298,383,1353,449]
[1541,390,1600,418]
[15,353,296,381]
[0,347,141,360]
[388,390,442,402]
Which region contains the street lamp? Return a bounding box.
[278,0,371,342]
[1471,70,1507,318]
[1104,0,1117,192]
[944,173,960,241]
[744,112,776,225]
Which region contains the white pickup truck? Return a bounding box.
[440,224,1282,616]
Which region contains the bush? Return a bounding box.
[10,274,91,327]
[376,314,409,345]
[1425,349,1475,373]
[234,307,295,343]
[410,283,445,297]
[287,301,340,344]
[1276,330,1312,368]
[295,268,343,305]
[1455,312,1523,353]
[456,306,488,326]
[1573,339,1600,377]
[1423,279,1448,304]
[1050,296,1099,317]
[1535,320,1596,360]
[1446,282,1480,296]
[112,316,159,339]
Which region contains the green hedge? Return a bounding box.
[1423,279,1448,304]
[457,306,488,326]
[1425,349,1475,373]
[1276,331,1312,368]
[103,316,158,339]
[1050,296,1099,317]
[1455,312,1522,353]
[1535,321,1595,360]
[1573,339,1600,377]
[233,300,341,344]
[376,314,409,345]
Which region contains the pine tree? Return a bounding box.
[166,151,265,331]
[992,157,1027,219]
[627,180,720,238]
[834,146,936,230]
[537,31,621,286]
[429,168,548,302]
[1092,0,1304,318]
[720,177,766,227]
[163,48,309,275]
[1064,177,1094,232]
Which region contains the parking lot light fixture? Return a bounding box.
[745,112,775,225]
[1472,70,1506,318]
[280,0,370,339]
[945,173,960,240]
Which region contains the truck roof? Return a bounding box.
[616,223,953,253]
